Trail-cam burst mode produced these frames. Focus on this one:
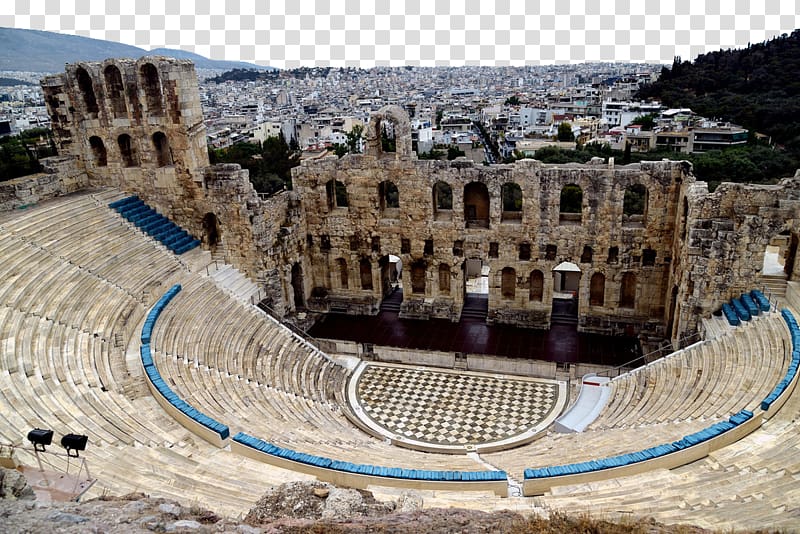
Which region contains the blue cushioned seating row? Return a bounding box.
[523,408,754,480]
[720,288,774,326]
[232,433,507,482]
[740,293,760,317]
[722,303,741,326]
[731,298,751,322]
[109,195,199,255]
[751,290,771,312]
[761,309,800,411]
[140,285,230,441]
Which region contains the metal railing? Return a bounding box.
[596,331,702,379]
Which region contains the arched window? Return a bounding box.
[360,258,373,290]
[326,179,348,209]
[152,131,172,167]
[291,263,304,308]
[438,263,451,294]
[118,134,137,167]
[75,67,99,116]
[411,260,426,294]
[559,184,582,224]
[433,181,452,220]
[336,258,348,289]
[88,136,107,167]
[529,270,544,302]
[379,181,399,211]
[580,246,593,264]
[623,183,648,226]
[379,120,396,152]
[140,63,163,116]
[464,182,490,228]
[501,182,522,222]
[104,65,127,118]
[501,267,516,299]
[590,272,605,306]
[620,272,636,309]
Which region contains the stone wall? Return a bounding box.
[672,174,800,338]
[0,156,88,211]
[293,116,688,338]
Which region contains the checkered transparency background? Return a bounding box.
[6,0,800,68]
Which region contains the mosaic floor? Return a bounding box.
[347,362,566,453]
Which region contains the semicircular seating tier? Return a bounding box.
[0,191,351,516]
[482,311,792,479]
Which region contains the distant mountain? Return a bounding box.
[147,47,273,71]
[0,27,274,73]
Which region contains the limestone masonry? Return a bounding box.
[27,57,800,345]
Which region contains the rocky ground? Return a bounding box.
[0,467,718,533]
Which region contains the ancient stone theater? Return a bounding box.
[0,56,799,530]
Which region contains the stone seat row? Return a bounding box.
[151,275,346,403]
[109,196,199,255]
[483,311,791,478]
[142,285,503,493]
[518,308,800,496]
[139,285,230,446]
[533,309,800,531]
[590,314,785,429]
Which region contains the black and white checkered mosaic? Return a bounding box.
[355,364,559,446]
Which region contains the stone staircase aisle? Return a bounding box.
[379,287,403,313]
[759,274,788,304]
[205,261,260,306]
[460,294,488,321]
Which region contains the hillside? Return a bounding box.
[637,30,800,146]
[0,27,273,73]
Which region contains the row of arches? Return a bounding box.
[334,257,455,295]
[74,62,167,120]
[499,268,637,309]
[87,131,172,168]
[324,179,649,226]
[331,256,638,310]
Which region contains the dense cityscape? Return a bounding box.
[1,60,752,172]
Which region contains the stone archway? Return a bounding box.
[202,213,221,250]
[365,105,412,158]
[551,261,581,327]
[291,262,305,309]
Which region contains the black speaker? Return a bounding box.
[60,433,88,457]
[27,428,53,451]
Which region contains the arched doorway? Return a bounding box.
[291,262,305,309]
[460,257,489,321]
[378,254,403,313]
[202,213,221,250]
[551,261,581,326]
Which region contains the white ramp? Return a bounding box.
[554,374,611,433]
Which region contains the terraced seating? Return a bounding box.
[533,309,800,531]
[109,196,199,255]
[0,192,333,515]
[484,312,791,481]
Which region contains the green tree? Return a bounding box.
[631,114,656,131]
[447,146,466,160]
[557,122,574,142]
[260,133,300,192]
[505,95,520,106]
[346,124,364,154]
